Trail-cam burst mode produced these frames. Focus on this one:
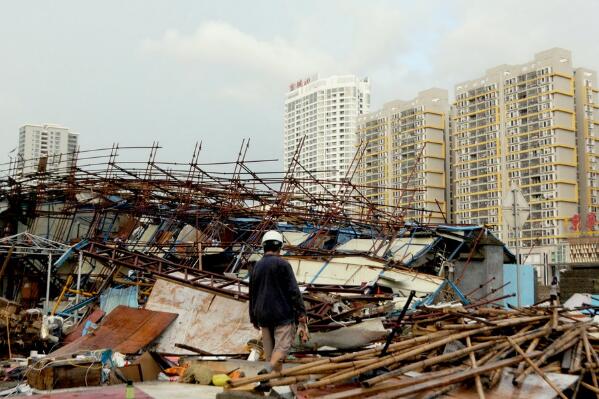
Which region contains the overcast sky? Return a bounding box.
[1,0,598,170]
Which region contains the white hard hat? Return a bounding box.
[261,230,284,245]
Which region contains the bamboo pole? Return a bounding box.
[466,332,485,399]
[514,337,540,376]
[228,328,458,388]
[571,370,584,399]
[5,312,11,360]
[582,381,599,394]
[363,326,550,388]
[266,374,312,387]
[583,330,599,367]
[286,359,374,376]
[301,317,548,390]
[552,305,559,330]
[320,367,465,399]
[514,326,582,385]
[487,362,504,390]
[301,330,483,390]
[231,325,465,387]
[506,336,567,399]
[359,353,541,399]
[481,323,540,388]
[569,340,583,374]
[51,275,73,316]
[582,330,599,399]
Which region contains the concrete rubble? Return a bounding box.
[0,145,596,398]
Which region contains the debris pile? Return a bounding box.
[0,144,594,397]
[230,304,599,398]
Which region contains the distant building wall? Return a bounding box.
[17,124,78,176]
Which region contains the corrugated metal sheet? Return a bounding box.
[387,237,436,263]
[99,286,139,314]
[336,237,435,263]
[175,224,207,243]
[282,231,310,246]
[336,238,383,253]
[145,278,257,355]
[287,256,442,295]
[51,305,177,356]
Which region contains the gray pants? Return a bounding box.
[261,323,296,361]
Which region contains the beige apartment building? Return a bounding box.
[452,48,599,261]
[356,88,449,224]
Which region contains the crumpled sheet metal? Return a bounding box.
[51,305,177,356]
[287,255,442,295]
[300,317,388,350]
[99,286,139,314]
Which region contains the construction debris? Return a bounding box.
[229,304,599,398]
[0,144,595,397]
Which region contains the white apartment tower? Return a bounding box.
[17,124,79,176]
[451,48,599,259]
[284,75,370,195]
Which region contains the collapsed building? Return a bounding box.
[0,143,595,397]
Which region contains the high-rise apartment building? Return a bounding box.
[17,124,79,176]
[284,75,370,195]
[451,48,599,258]
[356,88,450,223]
[356,104,392,206]
[574,68,599,223]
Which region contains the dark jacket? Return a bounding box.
[249,254,306,327]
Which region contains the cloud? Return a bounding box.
[6,0,598,169]
[139,3,447,107]
[432,0,599,87]
[142,21,334,82]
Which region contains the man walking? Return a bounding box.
[249,230,307,374]
[550,275,560,305]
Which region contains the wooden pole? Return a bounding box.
[228,328,457,388]
[5,312,11,360]
[363,326,549,388]
[465,330,486,399]
[514,326,581,385]
[355,353,541,399]
[321,366,464,399]
[302,320,536,390]
[581,382,599,395]
[514,337,540,376]
[582,330,599,399]
[0,246,14,281]
[506,336,567,399]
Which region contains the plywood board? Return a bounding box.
[145,278,258,355]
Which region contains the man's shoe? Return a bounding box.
[257,366,273,375]
[255,381,272,392]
